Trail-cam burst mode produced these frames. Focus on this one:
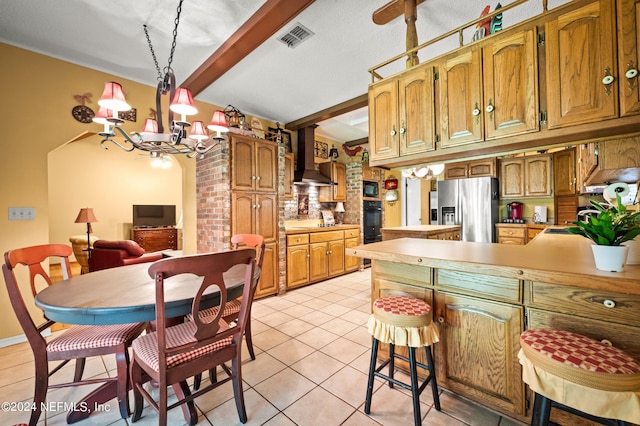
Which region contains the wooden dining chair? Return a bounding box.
[129,248,257,426]
[2,244,147,425]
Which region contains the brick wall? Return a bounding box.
[196,142,230,253]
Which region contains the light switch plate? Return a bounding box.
[9,207,35,220]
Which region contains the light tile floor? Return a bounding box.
[0,268,527,426]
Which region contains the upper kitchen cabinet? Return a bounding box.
[318,162,347,202]
[553,148,576,195]
[617,0,640,116]
[576,143,598,193]
[500,154,552,198]
[444,158,497,180]
[368,64,436,162]
[231,135,278,192]
[439,28,539,148]
[546,0,618,128]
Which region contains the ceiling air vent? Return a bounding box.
[277,22,314,48]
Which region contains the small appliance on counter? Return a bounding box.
[506,202,524,223]
[533,206,547,224]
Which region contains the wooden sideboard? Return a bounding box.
[131,227,178,252]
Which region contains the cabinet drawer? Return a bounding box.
[526,227,545,241]
[287,234,309,246]
[344,229,360,238]
[529,282,640,328]
[309,230,344,243]
[436,269,522,303]
[497,237,525,245]
[497,227,526,238]
[527,308,640,361]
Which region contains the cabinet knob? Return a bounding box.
[601,67,614,95]
[256,176,261,181]
[390,125,397,137]
[625,62,638,90]
[437,316,445,324]
[601,339,613,346]
[603,299,616,308]
[252,175,257,180]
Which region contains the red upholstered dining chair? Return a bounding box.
[2,244,147,425]
[129,249,257,426]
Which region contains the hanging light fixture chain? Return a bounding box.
[143,24,163,82]
[143,0,184,82]
[166,0,184,75]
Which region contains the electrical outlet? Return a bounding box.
[8,207,35,220]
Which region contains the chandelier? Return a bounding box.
[401,164,445,179]
[93,0,227,159]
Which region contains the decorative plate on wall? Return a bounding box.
[251,117,265,139]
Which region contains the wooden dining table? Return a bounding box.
[34,260,258,424]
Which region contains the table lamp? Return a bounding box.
[75,208,98,258]
[334,202,345,225]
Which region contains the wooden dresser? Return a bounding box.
[131,227,178,252]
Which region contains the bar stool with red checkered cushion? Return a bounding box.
[519,328,640,425]
[364,295,441,426]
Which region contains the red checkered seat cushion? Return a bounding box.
[373,296,431,328]
[47,323,144,353]
[520,328,640,391]
[131,320,232,371]
[188,299,241,321]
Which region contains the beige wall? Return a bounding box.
[0,43,221,340]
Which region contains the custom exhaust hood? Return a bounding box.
[294,125,335,186]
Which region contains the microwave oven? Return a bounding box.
[363,181,379,198]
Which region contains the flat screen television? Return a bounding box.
[132,205,176,228]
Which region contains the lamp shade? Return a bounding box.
[75,208,97,224]
[92,106,115,125]
[98,81,131,112]
[188,121,209,141]
[208,110,229,133]
[140,118,159,134]
[169,88,198,116]
[335,202,345,213]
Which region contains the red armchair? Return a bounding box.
[88,240,163,272]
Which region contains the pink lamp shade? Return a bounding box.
[188,121,209,141]
[207,110,229,133]
[98,81,131,112]
[92,106,115,125]
[169,88,198,117]
[140,118,159,134]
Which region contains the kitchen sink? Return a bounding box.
[544,228,571,234]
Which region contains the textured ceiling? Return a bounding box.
[0,0,570,142]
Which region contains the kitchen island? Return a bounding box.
[381,224,461,241]
[346,233,640,423]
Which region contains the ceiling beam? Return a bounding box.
[344,137,368,147]
[181,0,316,96]
[285,94,369,131]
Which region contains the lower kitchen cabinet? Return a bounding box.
[286,227,359,289]
[434,291,525,416]
[255,242,277,299]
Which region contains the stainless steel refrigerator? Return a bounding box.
[437,177,499,243]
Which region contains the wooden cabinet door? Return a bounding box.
[617,0,640,117]
[500,159,525,198]
[255,241,278,298]
[439,47,483,147]
[525,155,552,197]
[255,140,277,192]
[552,148,576,195]
[255,193,277,241]
[398,65,435,155]
[363,165,383,182]
[467,158,496,178]
[231,137,255,191]
[333,163,347,201]
[368,79,399,161]
[287,244,310,288]
[309,242,328,282]
[444,163,468,179]
[284,153,294,199]
[546,0,617,128]
[555,194,578,225]
[576,143,598,192]
[344,237,360,272]
[483,29,539,139]
[231,192,255,236]
[327,239,345,277]
[434,292,525,415]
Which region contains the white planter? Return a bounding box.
[591,245,629,272]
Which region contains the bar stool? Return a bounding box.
[364,295,441,426]
[519,328,640,425]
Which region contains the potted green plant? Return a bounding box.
[566,192,640,272]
